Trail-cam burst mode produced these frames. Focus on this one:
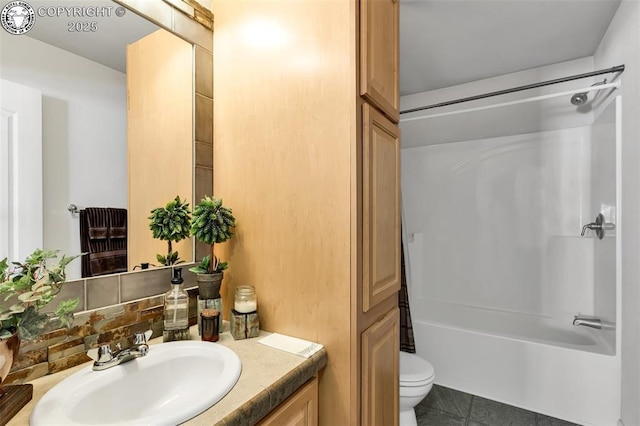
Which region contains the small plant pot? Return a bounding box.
[0,331,20,397]
[196,272,224,299]
[0,331,34,423]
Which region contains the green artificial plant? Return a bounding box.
[189,196,236,274]
[0,249,80,340]
[148,195,192,266]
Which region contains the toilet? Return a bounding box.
[399,351,435,426]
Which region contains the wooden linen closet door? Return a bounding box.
[362,307,400,426]
[362,103,401,313]
[360,0,400,122]
[127,29,193,269]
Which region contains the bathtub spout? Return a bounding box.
[573,316,602,330]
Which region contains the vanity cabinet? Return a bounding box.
[360,0,400,122]
[258,376,318,426]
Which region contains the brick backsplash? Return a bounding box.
[5,289,199,385]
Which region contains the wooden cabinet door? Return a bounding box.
[362,308,400,426]
[258,376,318,426]
[362,103,401,313]
[360,0,400,122]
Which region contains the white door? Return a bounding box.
[0,79,42,262]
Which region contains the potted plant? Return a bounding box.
[0,249,79,397]
[148,196,192,266]
[189,196,236,299]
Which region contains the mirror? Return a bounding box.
[0,0,213,284]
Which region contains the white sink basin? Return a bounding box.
[30,340,242,426]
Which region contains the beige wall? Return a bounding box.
[127,29,193,269]
[212,1,357,423]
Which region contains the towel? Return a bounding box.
[80,207,128,277]
[258,333,323,358]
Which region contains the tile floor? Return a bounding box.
[415,385,581,426]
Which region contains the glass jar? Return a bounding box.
[197,296,223,335]
[234,285,257,313]
[200,309,220,342]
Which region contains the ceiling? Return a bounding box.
[26,0,158,73]
[400,0,622,96]
[23,1,621,87]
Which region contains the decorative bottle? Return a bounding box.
[163,268,190,342]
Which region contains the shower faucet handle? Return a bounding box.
[581,213,615,239]
[581,221,602,237]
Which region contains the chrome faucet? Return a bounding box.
[88,330,152,371]
[573,316,602,330]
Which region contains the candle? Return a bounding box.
[235,300,257,313]
[234,285,257,313]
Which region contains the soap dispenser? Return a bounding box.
[163,268,190,342]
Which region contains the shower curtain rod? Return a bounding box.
[399,64,625,115]
[400,81,620,123]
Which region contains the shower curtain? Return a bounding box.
[399,238,416,353]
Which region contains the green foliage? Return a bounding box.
[189,255,228,275]
[0,249,80,340]
[148,196,191,266]
[190,196,235,245]
[14,306,50,341]
[190,196,236,274]
[149,196,191,242]
[156,251,183,266]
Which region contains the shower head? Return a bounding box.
[571,92,588,106]
[570,78,608,106]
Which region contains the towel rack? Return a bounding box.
[68,204,84,214]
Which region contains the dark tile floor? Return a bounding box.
[415,385,582,426]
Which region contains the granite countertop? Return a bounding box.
[8,325,327,426]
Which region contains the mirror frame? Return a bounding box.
[67,0,213,312]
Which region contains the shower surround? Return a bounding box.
[401,90,621,425]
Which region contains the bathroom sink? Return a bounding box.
[30,340,242,426]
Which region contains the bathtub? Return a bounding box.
[412,298,621,426]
